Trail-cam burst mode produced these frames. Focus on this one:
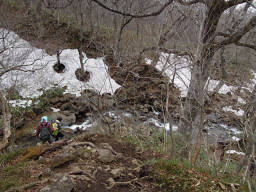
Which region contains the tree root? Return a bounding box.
[70,141,95,148]
[107,176,149,189]
[6,179,49,192]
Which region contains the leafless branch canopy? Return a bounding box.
[217,15,256,47]
[90,0,174,18]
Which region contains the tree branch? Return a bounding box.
[175,0,204,5]
[246,0,256,9]
[90,0,174,18]
[140,46,194,60]
[224,0,248,8]
[218,15,256,47]
[235,41,256,51]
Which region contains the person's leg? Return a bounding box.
[56,132,64,141]
[47,136,52,144]
[59,132,64,139]
[40,137,46,144]
[55,134,59,141]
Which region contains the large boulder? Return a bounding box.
[39,175,74,192]
[49,111,76,126]
[32,106,43,115]
[50,149,84,169]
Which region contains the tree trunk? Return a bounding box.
[78,0,84,71]
[0,90,12,151]
[180,2,225,162]
[56,50,61,66]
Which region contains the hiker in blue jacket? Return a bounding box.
[36,116,53,143]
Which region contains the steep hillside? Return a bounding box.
[0,2,255,192]
[0,131,248,192]
[0,1,181,113]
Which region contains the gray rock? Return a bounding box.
[102,116,114,124]
[205,113,218,123]
[50,150,83,168]
[40,175,74,192]
[38,156,46,164]
[111,168,124,179]
[83,151,90,159]
[49,111,76,126]
[116,153,124,160]
[107,178,115,188]
[97,149,115,163]
[69,166,83,175]
[32,106,43,115]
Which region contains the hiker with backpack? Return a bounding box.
[52,116,64,141]
[36,116,54,144]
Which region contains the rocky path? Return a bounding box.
[6,133,159,192]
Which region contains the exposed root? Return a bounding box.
[107,176,149,189]
[6,179,49,192]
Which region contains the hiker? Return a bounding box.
[52,116,64,141]
[36,116,54,144]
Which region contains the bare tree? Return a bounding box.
[89,0,256,163]
[0,28,44,151]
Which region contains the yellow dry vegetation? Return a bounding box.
[21,145,44,161]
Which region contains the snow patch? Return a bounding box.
[69,120,93,131]
[232,136,240,141]
[207,80,237,94]
[153,53,191,97]
[238,96,246,104]
[0,29,121,98]
[8,99,32,108]
[220,124,242,135]
[222,106,244,117]
[146,118,178,131]
[50,107,60,112]
[226,150,245,155]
